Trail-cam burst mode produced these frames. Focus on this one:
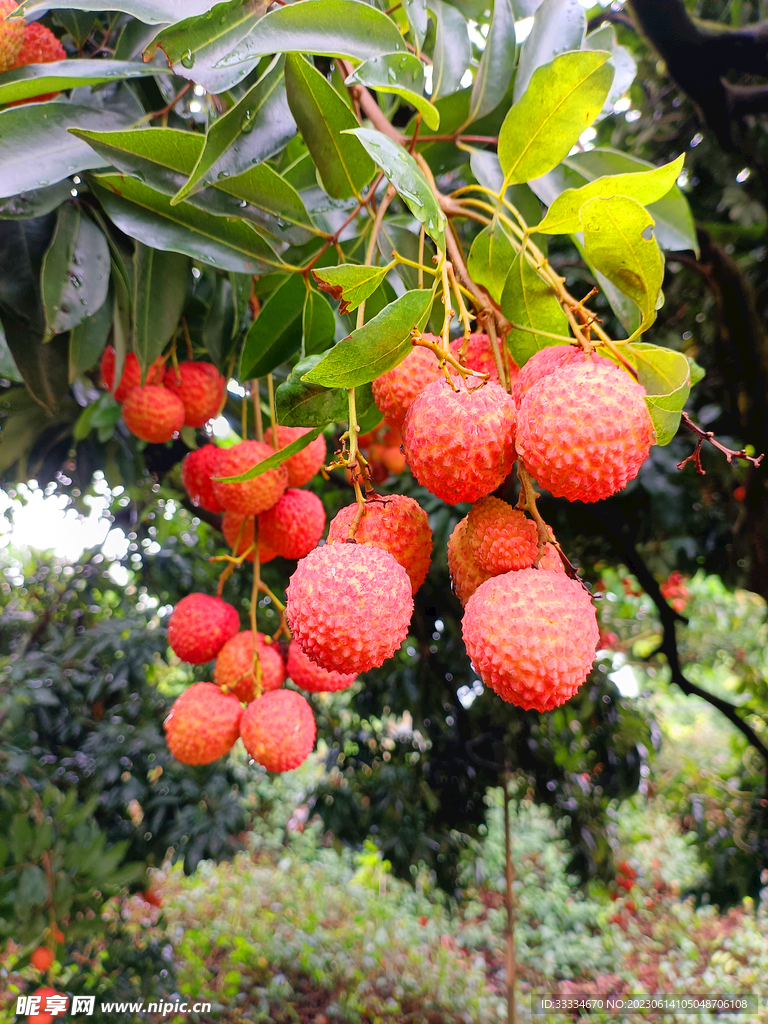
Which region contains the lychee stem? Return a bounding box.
[250,519,263,698]
[418,226,425,288]
[252,379,263,442]
[412,332,489,385]
[516,464,554,557]
[266,373,278,449]
[182,316,193,361]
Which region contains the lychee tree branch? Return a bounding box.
[677,411,764,473]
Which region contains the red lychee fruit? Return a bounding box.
[372,338,443,430]
[30,947,54,972]
[327,494,432,595]
[164,682,242,765]
[462,569,599,712]
[221,511,276,563]
[258,488,326,560]
[10,22,65,103]
[26,988,66,1024]
[143,889,162,907]
[447,515,493,606]
[100,346,164,402]
[122,385,185,444]
[163,362,225,428]
[167,593,240,664]
[358,426,406,481]
[212,440,288,515]
[0,0,24,73]
[213,630,286,702]
[402,376,516,504]
[465,497,538,575]
[240,688,316,772]
[512,344,613,407]
[286,544,413,674]
[286,641,357,693]
[516,361,654,503]
[181,444,225,514]
[264,425,327,487]
[538,542,565,573]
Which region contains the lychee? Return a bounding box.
[221,511,276,563]
[100,346,164,402]
[259,488,326,560]
[122,385,185,444]
[163,362,225,428]
[181,444,225,514]
[10,22,65,103]
[516,361,654,503]
[402,376,516,504]
[512,344,613,407]
[286,544,413,674]
[212,440,288,515]
[327,494,432,595]
[164,682,242,764]
[30,947,54,972]
[286,641,357,693]
[465,497,538,574]
[538,541,565,573]
[26,988,66,1024]
[0,0,24,74]
[372,338,443,430]
[462,569,599,712]
[167,593,240,664]
[213,630,286,702]
[264,425,327,487]
[447,516,493,606]
[239,688,316,773]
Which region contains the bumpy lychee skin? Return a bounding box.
[512,344,613,406]
[27,988,66,1024]
[167,593,240,664]
[100,346,164,402]
[259,488,326,561]
[240,688,316,773]
[122,385,185,444]
[286,544,413,674]
[164,682,242,765]
[264,425,327,487]
[466,497,538,575]
[213,630,285,702]
[327,494,432,595]
[10,22,65,103]
[516,362,655,503]
[0,0,24,74]
[181,444,225,514]
[402,377,516,505]
[447,516,493,606]
[212,440,288,515]
[221,511,276,563]
[163,362,225,428]
[539,542,565,573]
[286,641,357,693]
[463,569,599,712]
[372,337,443,430]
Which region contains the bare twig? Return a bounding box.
[677,411,764,474]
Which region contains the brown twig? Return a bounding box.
[677,411,764,474]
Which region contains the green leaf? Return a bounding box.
[132,243,189,379]
[54,9,97,47]
[404,0,428,50]
[688,356,706,386]
[240,273,305,379]
[212,0,406,71]
[173,58,295,203]
[627,342,691,445]
[276,355,350,426]
[0,181,72,221]
[90,173,282,275]
[219,164,316,237]
[584,23,637,114]
[498,50,614,186]
[304,288,433,388]
[500,252,569,366]
[345,54,440,131]
[14,0,220,24]
[215,424,324,482]
[0,59,172,106]
[311,263,390,315]
[430,0,471,101]
[467,221,516,303]
[468,0,515,123]
[285,54,375,201]
[41,205,109,341]
[571,232,640,337]
[18,866,48,909]
[69,296,112,383]
[513,0,586,102]
[580,195,664,338]
[537,154,684,235]
[303,287,336,357]
[346,128,446,250]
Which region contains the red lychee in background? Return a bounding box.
[167,593,240,664]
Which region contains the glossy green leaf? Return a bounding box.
[311,263,390,315]
[345,54,440,131]
[513,0,586,102]
[218,164,316,236]
[537,154,684,235]
[468,0,515,122]
[500,252,569,366]
[240,273,306,379]
[216,424,324,482]
[304,288,433,388]
[173,58,295,203]
[430,0,471,101]
[303,287,336,357]
[212,0,406,72]
[276,355,350,426]
[584,23,636,114]
[580,195,664,337]
[467,221,516,303]
[499,50,613,185]
[69,291,112,382]
[0,181,72,221]
[404,0,428,49]
[90,173,281,275]
[0,60,172,106]
[627,342,691,445]
[12,0,218,25]
[571,233,640,337]
[41,205,109,341]
[285,54,375,201]
[132,243,189,379]
[346,128,446,250]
